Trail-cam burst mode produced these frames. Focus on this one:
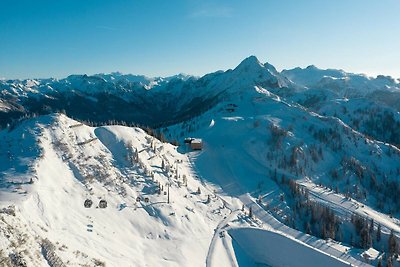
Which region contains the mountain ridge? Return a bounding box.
[1,56,400,150]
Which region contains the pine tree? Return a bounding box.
[386,257,393,267]
[360,226,371,248]
[369,219,374,234]
[377,224,381,242]
[350,233,355,247]
[305,222,311,234]
[281,174,286,184]
[249,207,253,218]
[388,229,397,255]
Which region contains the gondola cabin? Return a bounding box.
[84,199,93,208]
[99,199,107,209]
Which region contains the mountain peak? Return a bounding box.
[235,55,264,70]
[226,56,292,90]
[306,65,318,70]
[232,56,270,77]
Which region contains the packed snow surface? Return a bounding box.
[0,113,374,266]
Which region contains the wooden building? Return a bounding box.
[190,139,203,150]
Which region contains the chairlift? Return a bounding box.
[136,196,141,202]
[84,199,93,208]
[99,199,107,209]
[144,197,149,203]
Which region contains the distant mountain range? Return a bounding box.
[1,56,400,144]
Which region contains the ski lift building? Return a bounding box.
[190,139,203,150]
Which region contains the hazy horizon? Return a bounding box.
[1,0,399,80]
[1,55,399,81]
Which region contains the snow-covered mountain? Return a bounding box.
[282,65,400,96]
[1,113,366,267]
[1,56,399,131]
[0,56,291,128]
[1,56,400,266]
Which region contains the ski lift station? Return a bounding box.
[185,138,203,150]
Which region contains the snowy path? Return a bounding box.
[188,153,239,267]
[206,210,239,267]
[299,180,400,235]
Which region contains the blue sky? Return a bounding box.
[0,0,399,79]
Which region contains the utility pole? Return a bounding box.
[167,182,170,204]
[175,160,179,178]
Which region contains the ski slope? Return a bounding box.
[190,144,370,266]
[0,114,232,266]
[164,82,398,266]
[0,113,374,266]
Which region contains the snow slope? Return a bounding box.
[165,81,400,265]
[0,113,374,266]
[229,227,350,267]
[0,114,233,266]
